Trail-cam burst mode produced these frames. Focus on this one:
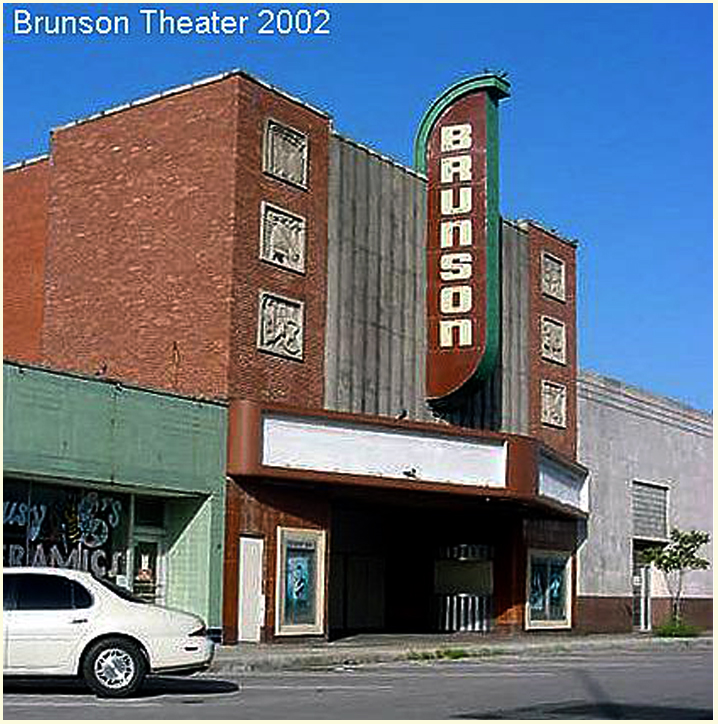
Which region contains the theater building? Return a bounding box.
[3,70,711,642]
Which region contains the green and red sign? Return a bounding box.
[415,75,509,401]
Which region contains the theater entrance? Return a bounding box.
[327,495,510,638]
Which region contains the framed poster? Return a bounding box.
[275,527,326,636]
[526,550,572,629]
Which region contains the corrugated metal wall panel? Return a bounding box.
[325,136,431,421]
[324,138,342,408]
[501,222,531,435]
[325,136,529,433]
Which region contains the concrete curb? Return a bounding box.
[209,634,712,674]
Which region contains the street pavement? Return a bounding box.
[211,630,714,673]
[2,635,712,719]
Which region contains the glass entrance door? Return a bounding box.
[132,538,165,605]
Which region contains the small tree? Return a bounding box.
[641,528,710,625]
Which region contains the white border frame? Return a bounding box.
[540,251,567,302]
[631,479,670,542]
[540,379,568,429]
[274,526,326,636]
[540,315,567,366]
[263,118,309,190]
[259,201,307,275]
[525,549,572,630]
[256,290,305,361]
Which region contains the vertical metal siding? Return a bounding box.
[325,137,529,433]
[501,222,530,435]
[325,136,431,421]
[324,138,342,409]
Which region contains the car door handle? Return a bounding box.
[71,618,88,624]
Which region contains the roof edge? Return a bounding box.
[50,69,332,136]
[3,154,50,173]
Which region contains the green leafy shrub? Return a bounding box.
[641,529,710,625]
[653,621,702,638]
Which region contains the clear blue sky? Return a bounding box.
[4,3,712,412]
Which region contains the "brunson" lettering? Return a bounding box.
[437,123,475,348]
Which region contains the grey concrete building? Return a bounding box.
[576,371,712,631]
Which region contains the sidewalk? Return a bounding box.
[210,632,713,674]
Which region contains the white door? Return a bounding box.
[633,565,652,631]
[238,537,265,642]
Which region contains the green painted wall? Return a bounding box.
[4,361,227,627]
[164,493,225,626]
[4,362,226,492]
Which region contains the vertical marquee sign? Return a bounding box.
[415,75,510,401]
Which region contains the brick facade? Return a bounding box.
[5,72,706,641]
[525,221,578,459]
[3,160,49,364]
[24,73,330,410]
[229,77,330,409]
[222,479,330,643]
[42,79,239,399]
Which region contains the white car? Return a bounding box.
[3,567,215,697]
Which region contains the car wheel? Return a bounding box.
[82,637,147,698]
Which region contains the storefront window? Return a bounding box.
[3,480,130,583]
[134,496,165,528]
[275,527,326,635]
[527,551,571,628]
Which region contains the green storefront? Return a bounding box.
[3,361,227,635]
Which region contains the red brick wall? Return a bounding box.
[222,479,330,643]
[39,74,330,407]
[493,517,527,631]
[526,222,578,459]
[41,79,240,399]
[651,597,713,630]
[3,160,49,363]
[229,76,330,409]
[575,596,633,633]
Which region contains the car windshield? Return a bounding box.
[94,576,148,604]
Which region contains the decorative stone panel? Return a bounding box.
[257,291,304,361]
[541,380,567,428]
[541,252,566,302]
[264,120,309,188]
[541,316,566,365]
[260,202,306,274]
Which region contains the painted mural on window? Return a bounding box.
[282,538,317,627]
[3,480,129,581]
